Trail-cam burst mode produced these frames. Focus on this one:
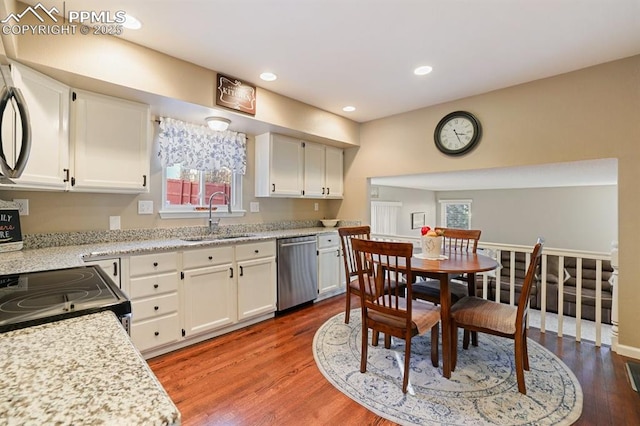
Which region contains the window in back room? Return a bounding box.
[439,199,472,229]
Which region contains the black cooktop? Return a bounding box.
[0,265,131,333]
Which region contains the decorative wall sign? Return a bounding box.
[0,208,22,252]
[216,73,256,116]
[411,212,426,229]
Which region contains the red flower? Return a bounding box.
[421,226,431,236]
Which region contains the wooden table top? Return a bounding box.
[405,252,499,274]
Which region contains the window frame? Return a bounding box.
[158,167,245,219]
[438,199,472,229]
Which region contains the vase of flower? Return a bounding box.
[420,227,444,258]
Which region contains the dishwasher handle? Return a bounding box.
[278,240,316,248]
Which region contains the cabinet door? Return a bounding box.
[324,146,343,198]
[269,134,303,196]
[70,89,150,193]
[8,63,69,189]
[84,258,120,288]
[183,264,237,336]
[303,142,325,197]
[237,256,276,320]
[318,247,341,295]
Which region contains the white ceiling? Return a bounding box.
[22,0,640,124]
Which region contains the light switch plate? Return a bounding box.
[250,202,259,213]
[138,200,154,215]
[109,216,121,230]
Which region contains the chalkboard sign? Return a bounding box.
[0,208,22,252]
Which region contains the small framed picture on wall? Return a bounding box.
[411,212,426,229]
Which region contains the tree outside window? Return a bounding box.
[439,200,472,229]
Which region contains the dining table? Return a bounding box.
[402,251,499,379]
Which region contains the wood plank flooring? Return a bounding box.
[148,296,640,425]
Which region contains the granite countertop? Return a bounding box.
[0,226,339,275]
[0,311,180,425]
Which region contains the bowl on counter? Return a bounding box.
[321,219,339,228]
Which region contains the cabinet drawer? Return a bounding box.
[183,245,234,270]
[131,313,180,352]
[131,293,179,321]
[318,232,339,249]
[129,272,178,299]
[129,252,178,277]
[236,240,276,261]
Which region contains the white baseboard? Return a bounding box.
[616,343,640,360]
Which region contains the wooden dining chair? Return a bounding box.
[450,239,544,394]
[338,226,373,324]
[413,228,482,345]
[352,238,441,393]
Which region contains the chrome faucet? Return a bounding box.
[208,191,232,233]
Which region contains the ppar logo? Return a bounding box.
[1,2,59,24]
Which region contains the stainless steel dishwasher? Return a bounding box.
[277,236,318,311]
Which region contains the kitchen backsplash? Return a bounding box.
[23,220,359,250]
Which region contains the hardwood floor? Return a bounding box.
[148,296,640,425]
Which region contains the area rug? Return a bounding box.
[313,310,583,425]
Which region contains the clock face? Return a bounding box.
[434,111,481,156]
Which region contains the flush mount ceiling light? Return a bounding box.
[122,14,142,30]
[206,116,231,131]
[342,106,356,112]
[414,65,433,76]
[260,72,277,81]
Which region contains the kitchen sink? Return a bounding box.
[181,233,254,242]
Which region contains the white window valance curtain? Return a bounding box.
[158,117,247,174]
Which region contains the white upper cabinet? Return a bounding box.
[324,145,343,198]
[255,133,304,197]
[304,143,343,199]
[303,142,326,197]
[256,133,343,199]
[70,89,150,193]
[5,63,69,190]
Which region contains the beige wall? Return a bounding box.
[339,55,640,352]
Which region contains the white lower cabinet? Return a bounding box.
[123,240,277,357]
[236,241,276,321]
[83,258,121,288]
[317,232,345,301]
[127,252,181,353]
[182,246,236,337]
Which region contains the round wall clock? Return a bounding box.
[434,111,482,156]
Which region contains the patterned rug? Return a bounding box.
[313,310,583,425]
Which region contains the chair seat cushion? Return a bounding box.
[451,296,517,335]
[368,297,440,335]
[412,279,468,303]
[350,277,404,297]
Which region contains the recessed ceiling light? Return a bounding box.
[342,106,356,112]
[260,72,277,81]
[414,65,433,76]
[123,14,142,30]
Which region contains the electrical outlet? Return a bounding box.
[109,216,121,230]
[314,203,319,211]
[13,199,29,216]
[138,200,154,215]
[250,202,259,213]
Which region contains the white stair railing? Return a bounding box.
[371,234,616,347]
